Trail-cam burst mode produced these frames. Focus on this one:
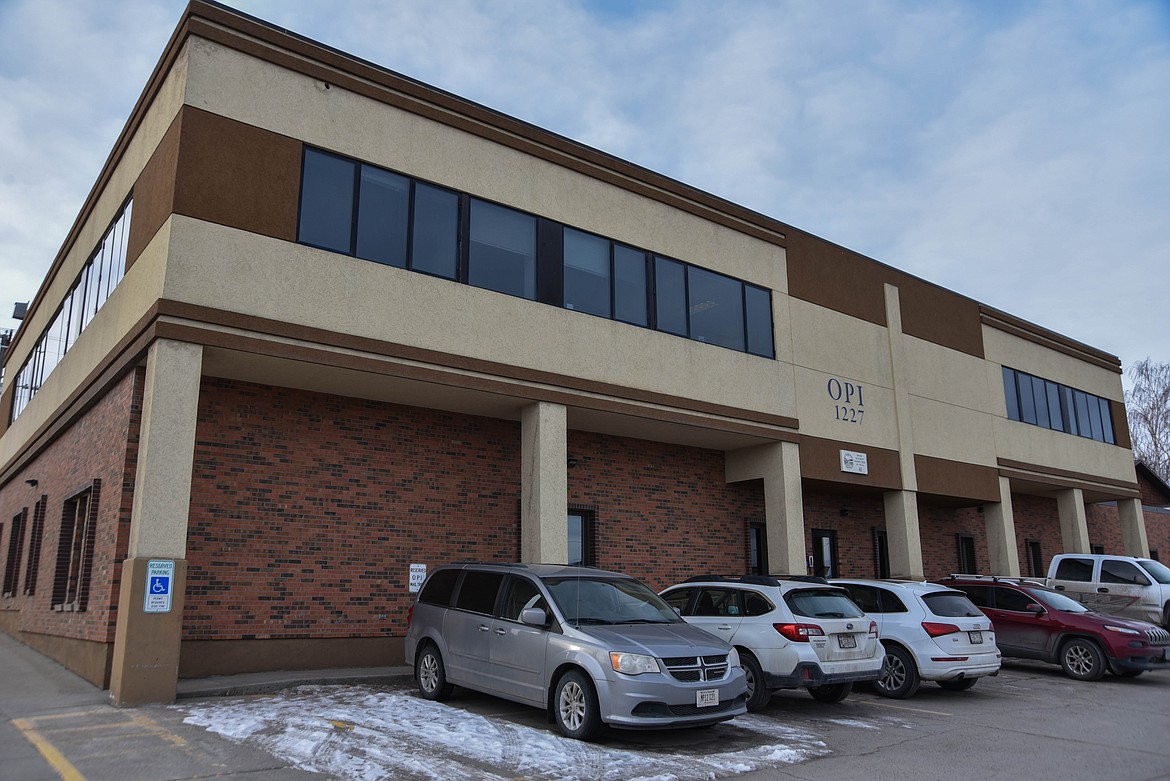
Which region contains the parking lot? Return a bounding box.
[169,661,1170,781]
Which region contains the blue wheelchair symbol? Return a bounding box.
[149,576,170,595]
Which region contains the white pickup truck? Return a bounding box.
[1046,553,1170,628]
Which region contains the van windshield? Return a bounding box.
[1139,559,1170,585]
[544,576,681,625]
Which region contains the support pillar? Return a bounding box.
[725,441,806,575]
[1056,488,1090,554]
[110,339,203,705]
[883,490,924,579]
[1118,497,1150,557]
[984,477,1021,576]
[520,402,568,564]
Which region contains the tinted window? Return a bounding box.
[418,569,460,606]
[563,228,611,317]
[1099,397,1115,444]
[455,570,504,615]
[356,166,410,267]
[1054,557,1094,582]
[468,199,536,299]
[613,244,648,326]
[686,266,744,350]
[693,588,740,617]
[953,584,993,608]
[785,588,865,619]
[1061,386,1078,435]
[922,592,983,618]
[1003,368,1020,420]
[1045,381,1063,431]
[298,149,355,253]
[744,284,774,358]
[411,183,460,279]
[1101,560,1150,586]
[500,576,547,622]
[1018,374,1037,424]
[742,591,773,616]
[654,257,687,336]
[1074,390,1092,438]
[1031,376,1050,429]
[992,587,1036,612]
[842,584,881,613]
[661,587,694,613]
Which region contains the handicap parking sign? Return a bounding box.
[144,560,175,613]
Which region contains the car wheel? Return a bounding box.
[937,677,978,691]
[1059,638,1107,681]
[808,682,852,703]
[554,670,602,741]
[873,644,920,699]
[1162,603,1170,631]
[740,651,772,711]
[415,643,453,701]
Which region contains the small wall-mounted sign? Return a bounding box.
[144,559,175,613]
[409,563,427,593]
[840,450,869,475]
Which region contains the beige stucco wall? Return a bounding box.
[903,334,999,465]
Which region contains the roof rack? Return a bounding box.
[941,573,1048,586]
[681,574,831,586]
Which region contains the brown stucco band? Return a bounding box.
[914,455,1000,503]
[798,435,902,489]
[127,109,182,270]
[998,458,1141,499]
[179,637,405,678]
[981,308,1121,373]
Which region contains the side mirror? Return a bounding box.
[520,607,548,627]
[1025,602,1044,614]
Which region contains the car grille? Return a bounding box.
[663,654,729,682]
[1146,627,1170,646]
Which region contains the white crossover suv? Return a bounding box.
[660,575,883,710]
[831,578,1001,698]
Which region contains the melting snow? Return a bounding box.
[176,684,832,780]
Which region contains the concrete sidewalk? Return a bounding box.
[0,631,412,780]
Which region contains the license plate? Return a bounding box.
[969,631,983,643]
[838,634,857,649]
[697,689,719,708]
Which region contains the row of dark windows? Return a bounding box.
[297,148,775,357]
[10,200,133,422]
[1,482,99,611]
[1002,367,1115,444]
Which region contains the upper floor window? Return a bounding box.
[296,147,775,359]
[10,199,132,422]
[1002,366,1115,444]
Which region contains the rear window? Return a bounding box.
[785,588,865,619]
[922,591,983,618]
[418,569,460,606]
[1053,557,1094,581]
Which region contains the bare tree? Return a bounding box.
[1126,359,1170,483]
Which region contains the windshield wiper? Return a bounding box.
[619,618,672,624]
[573,617,617,625]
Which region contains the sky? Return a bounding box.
[1,0,1167,377]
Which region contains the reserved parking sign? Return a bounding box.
[144,559,175,613]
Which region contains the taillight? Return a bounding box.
[922,621,960,637]
[407,605,414,628]
[774,623,825,642]
[868,620,878,638]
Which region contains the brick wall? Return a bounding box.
[184,377,524,641]
[0,368,141,642]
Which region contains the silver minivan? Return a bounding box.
[404,563,747,740]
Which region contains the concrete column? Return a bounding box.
[520,402,568,564]
[984,477,1021,576]
[725,441,806,575]
[883,490,924,579]
[1118,497,1150,557]
[1056,488,1090,553]
[110,339,203,706]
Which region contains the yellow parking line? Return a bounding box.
[11,718,86,781]
[865,700,953,717]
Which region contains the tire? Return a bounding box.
[553,670,602,741]
[873,644,921,699]
[740,651,772,712]
[1162,603,1170,632]
[808,682,852,703]
[937,677,978,691]
[415,643,453,701]
[1059,638,1107,681]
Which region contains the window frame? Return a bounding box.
[52,481,100,612]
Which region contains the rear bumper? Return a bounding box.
[763,659,884,690]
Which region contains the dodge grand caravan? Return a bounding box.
[405,563,748,740]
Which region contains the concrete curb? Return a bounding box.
[176,666,415,699]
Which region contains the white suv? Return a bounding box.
[660,575,883,710]
[831,579,1001,698]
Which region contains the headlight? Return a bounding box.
[1103,625,1141,635]
[610,652,660,675]
[728,647,741,668]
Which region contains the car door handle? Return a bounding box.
[478,624,491,632]
[1054,585,1065,591]
[494,628,507,635]
[1097,588,1109,593]
[717,624,733,631]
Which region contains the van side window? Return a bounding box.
[418,569,460,606]
[455,571,504,615]
[1054,558,1094,581]
[1100,560,1150,586]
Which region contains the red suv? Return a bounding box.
[935,576,1170,681]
